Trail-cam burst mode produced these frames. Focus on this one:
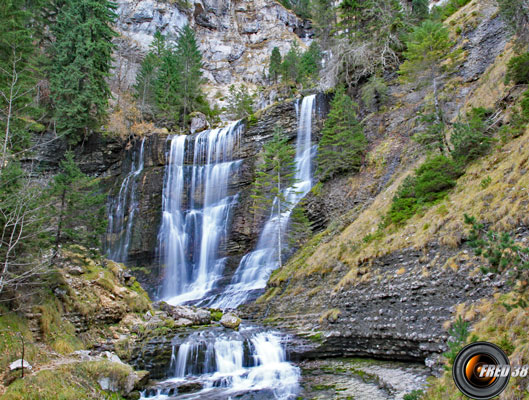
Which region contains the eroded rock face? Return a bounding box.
[113,0,313,108]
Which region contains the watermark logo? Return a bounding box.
[452,342,511,399]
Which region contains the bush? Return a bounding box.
[505,53,529,85]
[404,390,424,400]
[386,155,461,225]
[451,107,494,164]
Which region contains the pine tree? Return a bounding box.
[51,152,106,250]
[251,126,297,268]
[412,0,429,20]
[49,0,117,144]
[317,87,367,180]
[174,24,204,128]
[135,32,166,112]
[311,0,336,48]
[281,42,301,84]
[300,41,322,84]
[0,0,42,167]
[269,47,282,83]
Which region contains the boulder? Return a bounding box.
[9,359,32,371]
[189,112,209,134]
[220,312,241,330]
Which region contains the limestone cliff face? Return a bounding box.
[113,0,312,108]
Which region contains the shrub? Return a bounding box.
[386,155,461,225]
[443,315,470,367]
[451,107,494,164]
[505,53,529,85]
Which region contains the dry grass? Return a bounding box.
[425,290,529,399]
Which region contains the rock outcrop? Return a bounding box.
[114,0,313,108]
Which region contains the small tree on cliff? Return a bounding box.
[399,20,455,153]
[317,86,367,181]
[269,47,282,83]
[251,126,297,268]
[51,152,106,250]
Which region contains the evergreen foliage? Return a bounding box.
[442,315,470,367]
[138,26,207,128]
[451,107,494,164]
[505,52,529,85]
[430,0,471,21]
[173,25,204,127]
[310,0,336,48]
[49,0,117,144]
[465,215,529,278]
[226,84,254,120]
[399,20,453,83]
[251,126,297,217]
[299,42,322,84]
[281,42,302,84]
[0,0,43,163]
[411,0,429,20]
[269,47,282,83]
[251,126,297,268]
[134,32,166,111]
[51,152,106,249]
[317,87,367,181]
[386,155,461,225]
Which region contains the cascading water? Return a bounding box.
[209,94,317,309]
[106,138,146,262]
[141,327,300,400]
[159,122,243,305]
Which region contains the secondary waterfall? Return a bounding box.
[141,327,300,400]
[210,95,317,309]
[159,122,243,305]
[106,138,146,262]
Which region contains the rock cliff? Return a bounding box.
[113,0,312,108]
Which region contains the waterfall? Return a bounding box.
[106,138,146,262]
[141,328,300,400]
[159,122,243,305]
[210,95,317,309]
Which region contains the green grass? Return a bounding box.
[2,361,132,400]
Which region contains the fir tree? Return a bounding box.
[269,47,282,83]
[49,0,117,144]
[51,152,106,250]
[311,0,336,48]
[251,126,297,268]
[300,41,322,84]
[281,42,301,84]
[174,25,204,128]
[412,0,429,20]
[135,32,166,112]
[317,87,367,180]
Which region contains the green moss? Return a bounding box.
[210,310,223,321]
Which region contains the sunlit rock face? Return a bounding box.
[112,0,313,107]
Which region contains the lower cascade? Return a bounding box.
[140,327,300,400]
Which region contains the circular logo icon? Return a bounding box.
[453,342,511,399]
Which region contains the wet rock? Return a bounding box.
[220,312,241,330]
